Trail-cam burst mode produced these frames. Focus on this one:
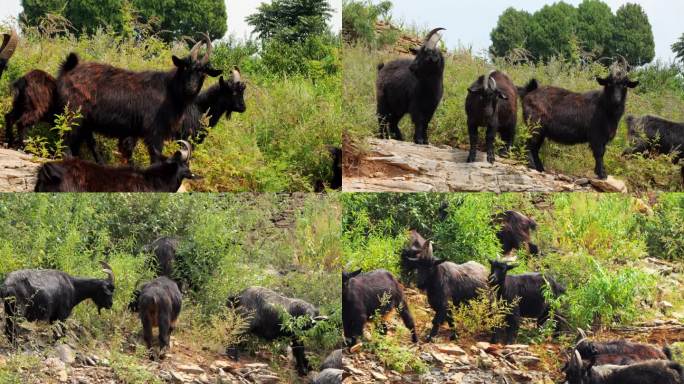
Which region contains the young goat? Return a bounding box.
[129,277,182,360]
[4,70,58,148]
[403,241,488,342]
[1,262,114,343]
[342,269,418,347]
[520,61,638,179]
[488,260,564,344]
[465,70,518,163]
[376,28,445,144]
[34,141,197,192]
[55,35,220,164]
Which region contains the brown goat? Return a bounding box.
[4,70,58,147]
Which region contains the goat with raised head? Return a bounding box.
[0,28,18,78]
[55,35,220,164]
[129,276,182,359]
[575,338,671,366]
[488,260,564,344]
[0,262,115,343]
[376,28,445,144]
[465,70,518,163]
[4,70,58,148]
[342,269,418,347]
[494,211,539,258]
[403,241,488,342]
[34,140,197,192]
[564,349,684,384]
[520,61,639,179]
[624,115,684,183]
[226,287,327,376]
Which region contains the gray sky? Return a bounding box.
[388,0,681,62]
[0,0,342,40]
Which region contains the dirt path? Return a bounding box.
[343,138,628,193]
[0,148,41,192]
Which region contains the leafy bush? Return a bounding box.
[640,194,684,261]
[450,287,518,339]
[342,0,397,48]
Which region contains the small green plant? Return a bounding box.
[451,287,518,339]
[22,104,81,160]
[640,194,684,261]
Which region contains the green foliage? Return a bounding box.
[450,287,518,339]
[246,0,333,44]
[20,0,227,41]
[342,0,397,48]
[640,194,684,261]
[673,33,684,64]
[611,3,655,66]
[489,7,532,59]
[488,0,655,66]
[527,2,578,62]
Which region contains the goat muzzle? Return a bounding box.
[0,28,19,60]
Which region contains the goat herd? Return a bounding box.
[376,28,684,182]
[0,237,342,383]
[1,29,343,192]
[342,211,683,384]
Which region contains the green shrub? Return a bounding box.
[640,194,684,261]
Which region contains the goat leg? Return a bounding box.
[591,141,608,179]
[485,124,497,163]
[467,122,478,163]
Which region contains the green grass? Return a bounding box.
[0,25,341,192]
[343,43,684,191]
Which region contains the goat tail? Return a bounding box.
[517,79,539,99]
[377,62,385,71]
[663,345,673,360]
[59,53,79,75]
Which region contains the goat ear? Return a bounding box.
[350,269,362,278]
[204,67,223,77]
[172,55,187,69]
[596,76,610,86]
[625,80,639,88]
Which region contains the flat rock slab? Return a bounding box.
[344,139,621,193]
[0,148,42,192]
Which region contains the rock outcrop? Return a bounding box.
[0,148,42,192]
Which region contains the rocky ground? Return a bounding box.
[343,138,628,193]
[0,147,41,192]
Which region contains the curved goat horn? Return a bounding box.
[177,140,192,161]
[484,70,497,91]
[200,32,212,65]
[0,28,19,60]
[232,66,241,83]
[100,261,114,284]
[189,38,203,62]
[423,27,445,50]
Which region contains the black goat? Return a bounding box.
[1,262,115,343]
[465,70,518,163]
[403,241,488,342]
[55,35,220,164]
[142,237,179,277]
[376,28,445,144]
[118,67,247,158]
[34,140,197,192]
[227,287,327,376]
[565,349,684,384]
[520,61,639,179]
[0,28,18,78]
[488,260,564,344]
[575,338,671,366]
[342,269,418,347]
[494,211,539,258]
[313,349,347,384]
[131,277,182,359]
[624,115,684,183]
[4,70,58,148]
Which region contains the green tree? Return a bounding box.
[246,0,333,43]
[489,7,532,58]
[20,0,227,41]
[575,0,614,58]
[342,0,393,46]
[610,3,655,66]
[527,2,578,61]
[672,33,684,64]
